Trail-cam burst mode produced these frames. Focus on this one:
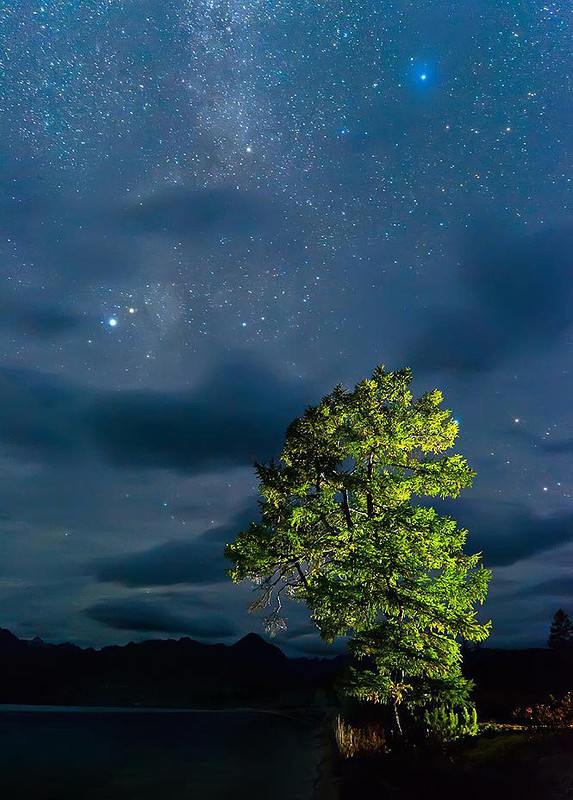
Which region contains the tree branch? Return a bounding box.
[366,455,374,518]
[295,561,309,589]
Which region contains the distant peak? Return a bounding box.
[0,628,25,650]
[0,627,20,640]
[234,632,265,646]
[232,632,286,658]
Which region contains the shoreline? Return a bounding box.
[0,703,314,720]
[312,715,340,800]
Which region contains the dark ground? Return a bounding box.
[336,729,573,800]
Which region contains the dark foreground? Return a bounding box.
[0,707,320,800]
[337,729,573,800]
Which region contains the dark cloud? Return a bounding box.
[409,225,573,372]
[89,509,255,588]
[0,172,302,293]
[0,303,89,338]
[284,633,347,657]
[516,577,573,598]
[0,367,87,458]
[274,621,347,657]
[0,355,309,473]
[120,185,282,240]
[87,357,308,474]
[461,503,573,567]
[507,427,573,456]
[18,308,86,337]
[0,175,132,285]
[537,439,573,455]
[91,540,225,587]
[0,167,58,239]
[84,597,236,639]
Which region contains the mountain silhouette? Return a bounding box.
[0,628,344,708]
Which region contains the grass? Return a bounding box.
[334,715,387,759]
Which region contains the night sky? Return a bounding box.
[0,1,571,655]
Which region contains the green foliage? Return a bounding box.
[548,608,573,650]
[225,365,491,727]
[422,704,478,742]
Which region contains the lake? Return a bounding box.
[0,706,320,799]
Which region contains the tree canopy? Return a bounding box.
[225,366,491,725]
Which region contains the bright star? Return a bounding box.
[108,318,118,327]
[420,74,427,81]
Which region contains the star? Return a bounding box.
[108,318,118,327]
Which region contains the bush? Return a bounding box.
[513,691,573,729]
[333,701,478,757]
[420,704,478,743]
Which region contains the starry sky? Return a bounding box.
[0,0,571,654]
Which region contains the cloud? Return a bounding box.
[0,355,309,473]
[459,502,573,567]
[0,367,87,458]
[0,173,132,285]
[120,185,281,240]
[507,427,573,456]
[409,224,573,372]
[89,509,255,587]
[84,597,236,639]
[537,439,573,455]
[87,356,308,474]
[0,302,89,338]
[515,576,573,598]
[282,632,347,657]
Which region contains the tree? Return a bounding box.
[225,366,491,733]
[548,609,573,650]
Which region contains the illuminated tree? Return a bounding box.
[226,366,491,734]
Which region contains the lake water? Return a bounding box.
[0,706,319,800]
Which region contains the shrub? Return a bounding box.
[513,691,573,729]
[420,704,478,743]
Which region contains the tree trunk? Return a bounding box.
[392,701,403,738]
[342,489,353,529]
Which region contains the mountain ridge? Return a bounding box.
[0,626,344,709]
